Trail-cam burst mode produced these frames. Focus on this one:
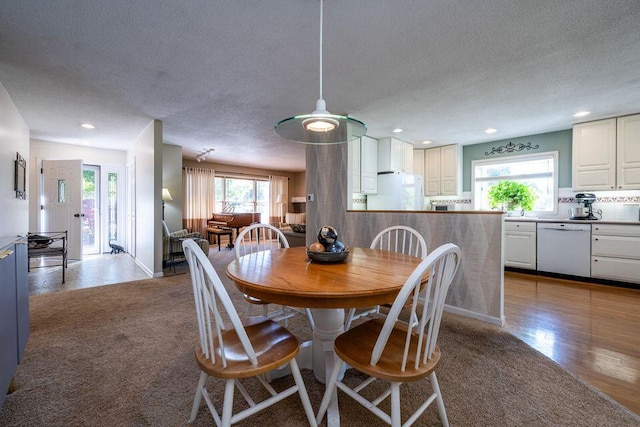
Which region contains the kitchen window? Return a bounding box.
[472,151,558,213]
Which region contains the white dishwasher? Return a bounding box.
[537,223,591,277]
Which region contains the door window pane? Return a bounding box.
[57,179,66,203]
[108,173,118,241]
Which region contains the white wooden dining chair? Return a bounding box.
[316,243,461,427]
[235,223,314,329]
[344,225,428,330]
[182,239,317,427]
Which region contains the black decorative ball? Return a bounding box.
[326,241,345,252]
[317,226,339,246]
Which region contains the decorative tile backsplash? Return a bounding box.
[353,189,640,221]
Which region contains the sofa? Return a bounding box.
[279,213,307,247]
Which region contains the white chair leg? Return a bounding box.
[305,308,315,330]
[390,382,401,427]
[430,372,449,427]
[222,379,235,427]
[316,358,344,425]
[189,371,208,423]
[289,358,318,427]
[344,308,356,330]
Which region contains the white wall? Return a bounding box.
[127,120,163,277]
[28,139,127,232]
[162,144,183,232]
[0,82,30,238]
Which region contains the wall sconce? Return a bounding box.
[162,188,173,220]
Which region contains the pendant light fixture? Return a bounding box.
[275,0,366,144]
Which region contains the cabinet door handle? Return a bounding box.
[594,238,598,241]
[594,258,598,262]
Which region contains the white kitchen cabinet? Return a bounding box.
[617,114,640,189]
[361,135,378,194]
[348,138,361,193]
[378,137,413,173]
[413,149,424,178]
[591,224,640,283]
[422,144,461,196]
[348,136,378,197]
[504,221,537,269]
[573,114,640,190]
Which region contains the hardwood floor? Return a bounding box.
[504,271,640,415]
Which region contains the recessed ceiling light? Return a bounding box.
[81,123,95,129]
[421,140,432,145]
[392,128,403,133]
[573,111,590,118]
[485,128,497,134]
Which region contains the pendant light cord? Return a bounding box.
[319,0,324,101]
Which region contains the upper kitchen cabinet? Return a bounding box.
[573,114,640,190]
[348,135,378,195]
[617,114,640,189]
[361,135,378,194]
[378,137,413,173]
[348,137,361,193]
[421,144,462,196]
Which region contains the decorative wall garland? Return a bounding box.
[485,141,540,156]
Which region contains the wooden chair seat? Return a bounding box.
[335,318,440,382]
[195,316,299,379]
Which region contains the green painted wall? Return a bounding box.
[462,129,572,192]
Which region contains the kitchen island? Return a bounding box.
[312,209,505,325]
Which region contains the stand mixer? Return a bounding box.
[571,193,601,220]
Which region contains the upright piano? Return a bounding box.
[207,212,261,248]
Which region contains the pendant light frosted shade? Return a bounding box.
[275,110,367,144]
[274,0,366,144]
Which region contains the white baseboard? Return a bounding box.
[444,304,505,326]
[134,257,154,278]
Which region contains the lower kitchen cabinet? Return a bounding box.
[504,221,536,270]
[591,224,640,283]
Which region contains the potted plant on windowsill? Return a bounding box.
[487,181,536,215]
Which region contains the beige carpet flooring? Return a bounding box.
[2,249,639,426]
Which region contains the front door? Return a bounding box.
[42,159,83,260]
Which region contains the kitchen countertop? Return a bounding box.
[505,217,640,225]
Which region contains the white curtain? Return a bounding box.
[270,175,288,225]
[183,167,216,236]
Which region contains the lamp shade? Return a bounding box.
[162,188,173,201]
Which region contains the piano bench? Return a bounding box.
[207,227,233,251]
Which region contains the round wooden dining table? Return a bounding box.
[226,246,424,382]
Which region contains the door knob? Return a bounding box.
[74,213,85,218]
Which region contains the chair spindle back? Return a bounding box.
[371,243,461,371]
[235,223,290,259]
[183,239,259,368]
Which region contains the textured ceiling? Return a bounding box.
[1,0,639,172]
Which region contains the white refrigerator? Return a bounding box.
[367,171,425,210]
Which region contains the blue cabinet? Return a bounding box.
[0,238,29,410]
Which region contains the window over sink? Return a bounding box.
[472,151,558,213]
